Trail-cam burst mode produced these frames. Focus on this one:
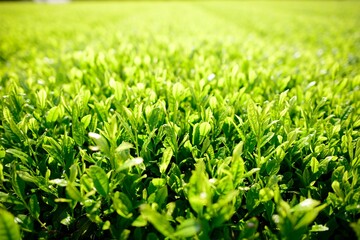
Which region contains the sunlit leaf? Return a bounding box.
[0,208,21,240]
[88,166,109,197]
[173,219,201,238]
[140,204,174,237]
[159,147,173,174]
[66,183,82,202]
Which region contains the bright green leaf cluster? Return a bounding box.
[0,1,359,239]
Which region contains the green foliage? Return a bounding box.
[0,208,21,240]
[0,1,359,239]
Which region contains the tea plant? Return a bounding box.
[0,1,359,239]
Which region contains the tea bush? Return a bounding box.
[0,1,359,239]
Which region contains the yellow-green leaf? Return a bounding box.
[88,166,109,197]
[0,208,21,240]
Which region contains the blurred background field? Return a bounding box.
[1,1,359,85]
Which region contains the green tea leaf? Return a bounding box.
[72,105,85,146]
[6,149,29,165]
[192,123,200,146]
[140,204,174,237]
[279,89,289,105]
[88,132,110,154]
[310,157,319,173]
[310,224,329,232]
[132,215,147,227]
[29,194,40,219]
[350,219,360,239]
[231,142,245,187]
[247,99,259,137]
[291,199,320,212]
[116,142,133,153]
[17,171,37,183]
[187,161,211,216]
[88,166,109,197]
[11,168,25,202]
[239,217,259,239]
[0,208,21,240]
[331,181,344,200]
[265,158,280,175]
[0,164,4,183]
[199,122,211,139]
[148,107,164,130]
[81,114,92,129]
[159,147,173,174]
[0,146,5,159]
[259,132,274,148]
[117,158,143,172]
[46,106,59,123]
[295,207,323,230]
[69,164,78,183]
[113,191,133,218]
[173,219,201,238]
[259,188,274,202]
[36,89,47,110]
[66,183,82,202]
[154,186,168,207]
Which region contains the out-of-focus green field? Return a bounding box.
[0,1,360,239]
[1,1,359,80]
